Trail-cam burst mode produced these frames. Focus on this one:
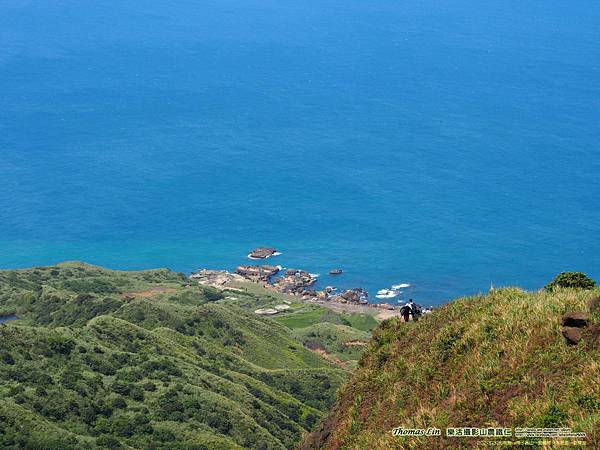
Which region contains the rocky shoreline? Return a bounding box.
[191,264,402,317]
[234,264,399,312]
[188,248,417,318]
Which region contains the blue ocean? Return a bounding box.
[1,0,599,305]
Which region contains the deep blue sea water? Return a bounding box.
[1,0,599,305]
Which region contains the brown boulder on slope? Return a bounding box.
[562,327,583,345]
[562,312,590,328]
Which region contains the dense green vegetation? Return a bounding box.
[303,286,600,449]
[292,323,370,369]
[272,306,377,368]
[546,271,596,291]
[0,262,351,449]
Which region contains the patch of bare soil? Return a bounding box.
[344,340,368,346]
[305,343,348,368]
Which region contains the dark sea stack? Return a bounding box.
[562,312,590,328]
[249,247,278,259]
[329,269,343,275]
[235,265,280,281]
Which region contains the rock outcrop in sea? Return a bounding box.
[248,247,279,259]
[340,288,369,304]
[273,269,318,294]
[235,265,280,282]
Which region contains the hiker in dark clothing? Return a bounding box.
[407,299,415,320]
[400,299,414,322]
[401,299,421,322]
[401,304,411,322]
[413,304,421,322]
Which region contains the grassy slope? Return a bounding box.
[200,279,377,369]
[274,307,378,333]
[273,306,377,368]
[292,323,370,369]
[0,262,348,450]
[302,287,600,449]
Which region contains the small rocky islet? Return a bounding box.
[247,247,280,259]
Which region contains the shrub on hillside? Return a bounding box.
[61,279,118,294]
[545,272,596,291]
[47,335,75,355]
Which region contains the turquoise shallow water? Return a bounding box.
[1,0,599,305]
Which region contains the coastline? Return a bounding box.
[190,267,406,321]
[308,298,404,321]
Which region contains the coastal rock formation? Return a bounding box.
[316,290,329,300]
[274,269,317,294]
[235,265,280,282]
[248,247,278,259]
[340,288,369,304]
[376,303,396,310]
[190,269,245,287]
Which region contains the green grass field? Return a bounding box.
[274,306,378,333]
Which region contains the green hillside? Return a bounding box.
[274,307,378,334]
[302,287,600,449]
[0,262,350,449]
[291,323,370,369]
